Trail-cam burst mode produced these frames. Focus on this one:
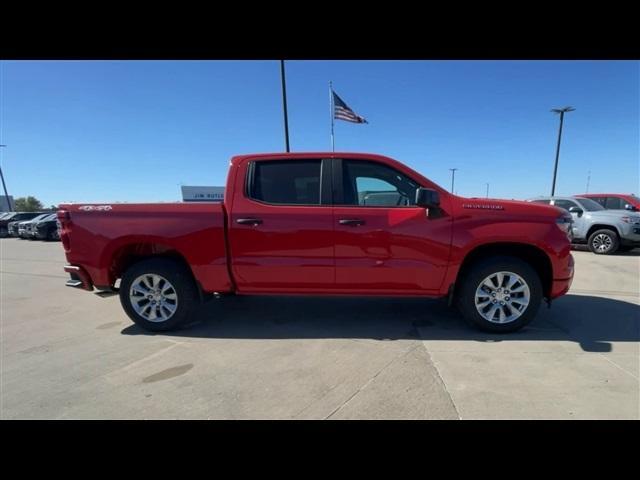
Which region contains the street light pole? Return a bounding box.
[280,60,290,152]
[0,144,13,211]
[586,170,591,193]
[550,106,575,197]
[485,183,489,198]
[449,168,458,194]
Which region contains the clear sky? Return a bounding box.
[1,60,638,206]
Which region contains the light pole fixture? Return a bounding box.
[550,106,575,197]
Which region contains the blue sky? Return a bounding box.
[1,60,638,206]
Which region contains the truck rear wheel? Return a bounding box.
[456,256,542,333]
[587,229,619,255]
[119,258,199,332]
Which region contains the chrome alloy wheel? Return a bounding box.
[592,233,613,253]
[474,271,530,324]
[129,274,178,322]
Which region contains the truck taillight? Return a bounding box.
[57,210,71,250]
[556,213,573,239]
[57,210,70,222]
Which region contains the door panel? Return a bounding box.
[333,206,452,293]
[332,158,451,294]
[228,158,335,292]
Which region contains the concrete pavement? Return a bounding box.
[1,239,638,419]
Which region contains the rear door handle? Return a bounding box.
[338,218,365,227]
[236,218,263,226]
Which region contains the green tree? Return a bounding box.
[14,196,44,212]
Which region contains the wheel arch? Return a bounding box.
[108,242,204,300]
[455,242,553,299]
[586,224,620,240]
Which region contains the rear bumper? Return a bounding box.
[64,265,93,291]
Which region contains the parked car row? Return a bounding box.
[0,211,61,241]
[527,194,640,255]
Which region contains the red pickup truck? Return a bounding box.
[58,152,574,333]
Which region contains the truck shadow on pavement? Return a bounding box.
[121,294,640,353]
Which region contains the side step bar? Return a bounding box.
[64,265,93,291]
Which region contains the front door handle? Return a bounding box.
[236,218,263,226]
[338,218,365,227]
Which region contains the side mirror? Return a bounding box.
[624,204,637,211]
[568,206,583,217]
[416,187,440,208]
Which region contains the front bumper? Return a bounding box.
[620,223,640,246]
[550,253,574,299]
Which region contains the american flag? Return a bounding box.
[332,90,368,124]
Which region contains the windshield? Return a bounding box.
[30,214,50,223]
[575,197,605,211]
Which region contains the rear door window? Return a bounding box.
[604,197,623,209]
[249,160,322,205]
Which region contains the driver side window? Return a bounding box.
[341,160,419,207]
[552,199,578,212]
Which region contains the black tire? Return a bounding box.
[0,227,7,238]
[119,258,200,332]
[587,228,619,255]
[455,256,543,333]
[47,228,59,241]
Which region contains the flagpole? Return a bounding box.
[329,81,335,152]
[280,60,290,152]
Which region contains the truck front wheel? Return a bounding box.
[587,229,619,255]
[119,258,199,332]
[456,256,543,333]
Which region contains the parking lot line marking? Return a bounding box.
[597,353,639,381]
[323,344,423,420]
[104,341,183,377]
[419,340,462,420]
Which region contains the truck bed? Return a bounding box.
[58,202,233,293]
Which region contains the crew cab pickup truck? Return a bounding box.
[59,152,574,333]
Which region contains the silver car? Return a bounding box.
[528,196,640,254]
[18,214,50,239]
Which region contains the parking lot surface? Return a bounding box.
[1,238,638,419]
